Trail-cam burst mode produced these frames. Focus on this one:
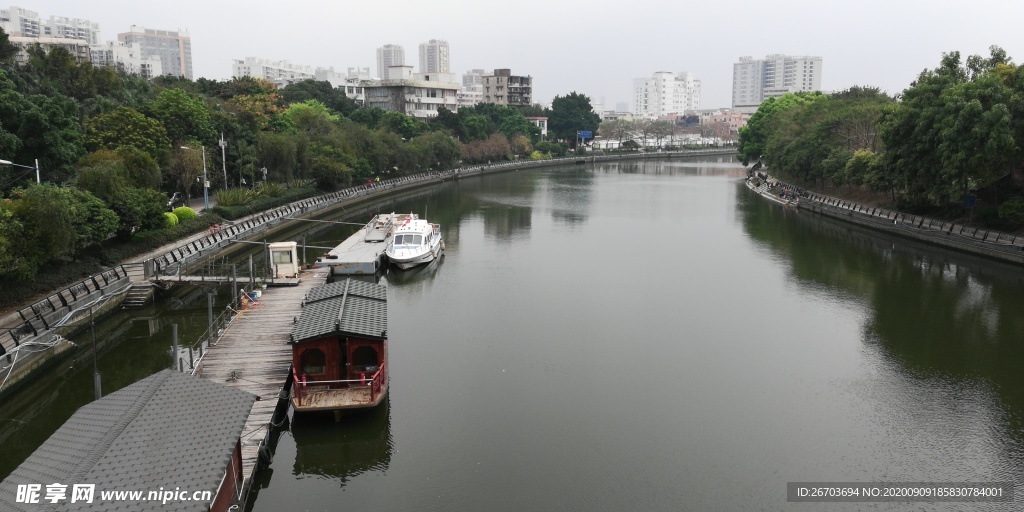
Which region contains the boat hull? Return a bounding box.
[388,239,443,269]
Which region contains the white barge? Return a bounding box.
[312,213,411,275]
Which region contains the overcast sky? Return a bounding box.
[23,0,1024,110]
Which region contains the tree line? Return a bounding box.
[0,28,603,280]
[737,46,1024,227]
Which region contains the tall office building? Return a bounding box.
[419,39,449,73]
[732,54,822,113]
[632,71,701,117]
[118,25,193,79]
[376,44,405,80]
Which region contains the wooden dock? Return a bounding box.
[195,268,329,499]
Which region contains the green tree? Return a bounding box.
[280,79,359,116]
[280,99,342,136]
[84,106,171,161]
[0,27,17,64]
[547,92,601,141]
[145,88,216,145]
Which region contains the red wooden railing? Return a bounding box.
[291,364,387,407]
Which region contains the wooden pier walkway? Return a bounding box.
[195,268,329,498]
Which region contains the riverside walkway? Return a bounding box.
[749,174,1024,265]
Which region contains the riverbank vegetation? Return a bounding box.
[0,28,602,292]
[738,46,1024,231]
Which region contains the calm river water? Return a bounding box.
[3,156,1023,511]
[249,157,1024,511]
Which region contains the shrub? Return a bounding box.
[164,212,178,227]
[253,182,285,197]
[215,188,252,207]
[997,197,1024,227]
[209,187,318,220]
[172,206,197,221]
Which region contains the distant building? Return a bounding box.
[633,71,701,118]
[481,69,532,107]
[7,35,90,65]
[0,5,42,38]
[232,57,316,88]
[91,41,162,78]
[376,44,405,80]
[462,68,486,87]
[44,15,99,44]
[1,6,99,65]
[361,66,459,118]
[0,370,256,512]
[118,25,193,79]
[418,39,449,73]
[315,67,370,105]
[526,117,548,139]
[732,54,822,113]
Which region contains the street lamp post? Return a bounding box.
[0,158,41,183]
[180,146,209,210]
[89,306,102,400]
[219,133,228,190]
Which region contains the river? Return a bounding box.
[3,156,1023,510]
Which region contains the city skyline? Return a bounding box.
[11,0,1024,109]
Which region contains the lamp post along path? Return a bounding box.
[219,133,228,190]
[0,158,42,183]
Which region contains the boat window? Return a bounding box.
[413,235,423,245]
[300,348,326,376]
[351,346,379,368]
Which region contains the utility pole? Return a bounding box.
[219,133,228,190]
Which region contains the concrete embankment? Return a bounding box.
[751,177,1024,265]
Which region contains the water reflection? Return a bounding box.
[291,399,393,483]
[737,183,1024,480]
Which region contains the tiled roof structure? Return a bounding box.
[291,279,387,344]
[0,370,256,511]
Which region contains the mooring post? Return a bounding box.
[232,265,238,310]
[249,255,255,289]
[172,323,179,372]
[207,292,214,344]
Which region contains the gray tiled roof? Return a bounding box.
[0,370,256,512]
[304,279,386,304]
[291,279,388,343]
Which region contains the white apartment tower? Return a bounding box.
[118,25,193,79]
[419,39,449,73]
[633,71,701,118]
[0,6,99,42]
[376,44,405,80]
[732,54,822,113]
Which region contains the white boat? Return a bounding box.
[385,213,443,269]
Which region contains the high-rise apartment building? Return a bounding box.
[481,69,532,107]
[376,44,405,80]
[118,25,193,79]
[419,39,449,74]
[732,54,822,113]
[1,6,99,64]
[91,41,162,78]
[44,15,99,44]
[633,71,701,118]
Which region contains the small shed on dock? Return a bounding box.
[0,370,256,512]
